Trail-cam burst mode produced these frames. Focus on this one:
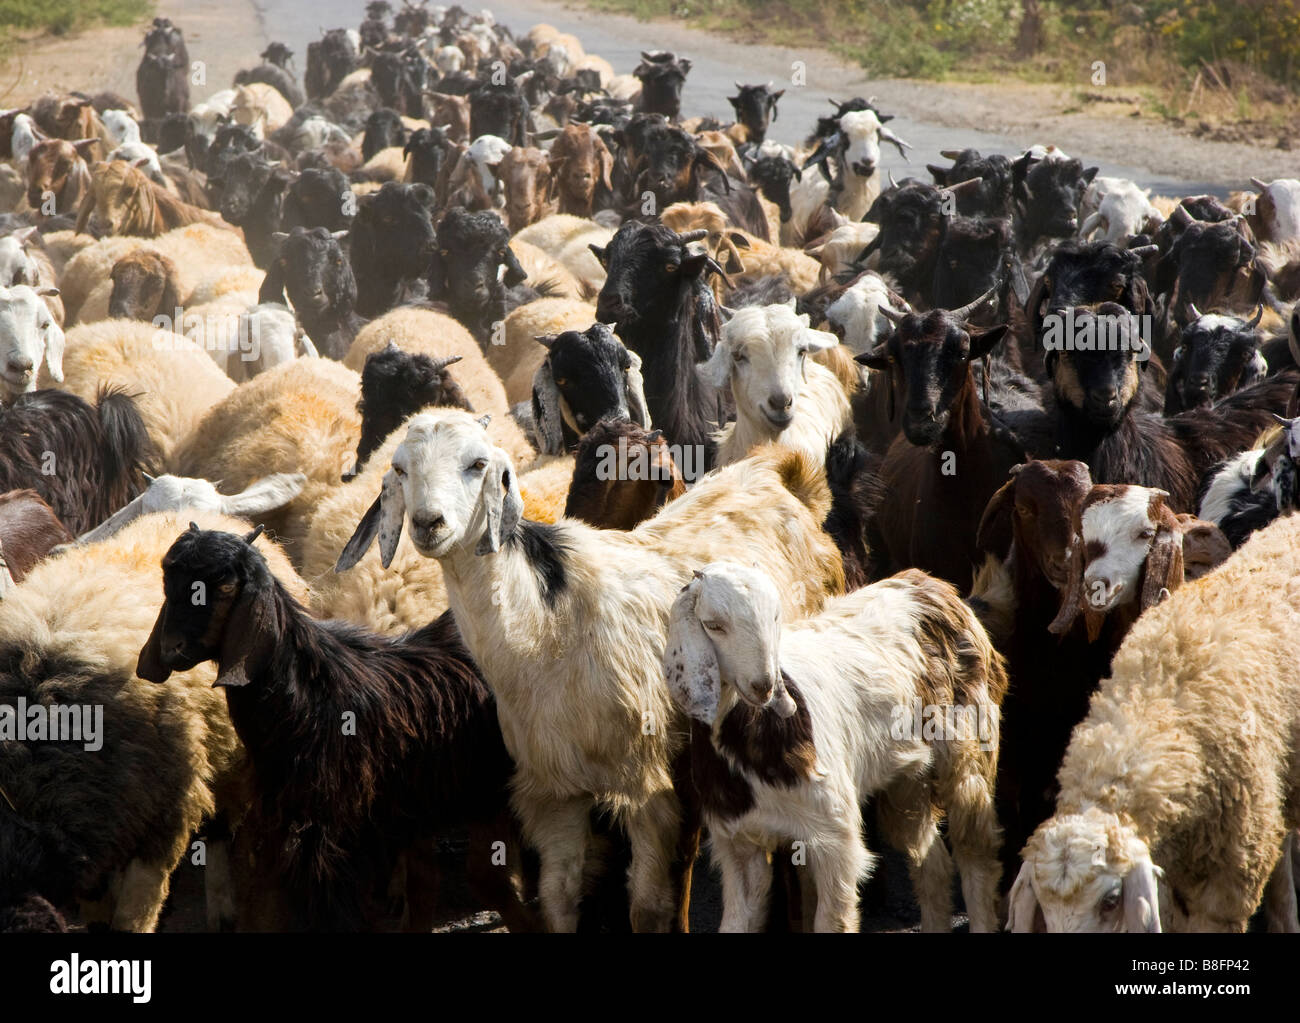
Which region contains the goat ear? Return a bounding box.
[800,325,839,353]
[664,581,720,725]
[136,604,173,683]
[1123,855,1163,933]
[695,339,732,388]
[1047,531,1085,636]
[501,245,527,287]
[976,477,1016,558]
[1006,861,1045,932]
[854,344,890,372]
[530,359,566,455]
[476,454,523,556]
[597,144,614,192]
[220,472,308,517]
[1140,519,1183,611]
[624,348,652,429]
[213,584,276,689]
[588,243,607,266]
[76,493,148,546]
[43,321,65,383]
[968,324,1007,360]
[335,469,405,572]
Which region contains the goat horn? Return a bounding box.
[951,285,999,322]
[677,228,709,243]
[1247,302,1265,328]
[888,169,898,189]
[431,354,464,370]
[879,304,907,325]
[940,149,964,160]
[1128,244,1159,258]
[1170,204,1194,228]
[943,176,983,195]
[1250,176,1269,191]
[1188,302,1202,319]
[879,126,912,160]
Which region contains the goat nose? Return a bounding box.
[8,357,33,373]
[410,513,445,533]
[1095,386,1119,405]
[770,392,793,412]
[752,679,774,702]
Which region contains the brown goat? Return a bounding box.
[51,97,108,150]
[0,489,73,583]
[564,418,686,530]
[499,146,556,233]
[547,124,612,219]
[108,250,181,322]
[24,138,97,215]
[75,161,228,237]
[427,94,471,144]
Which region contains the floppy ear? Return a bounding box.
[770,668,798,718]
[43,320,65,383]
[501,244,527,287]
[623,348,651,429]
[968,324,1008,360]
[691,147,730,194]
[1140,516,1183,611]
[476,453,523,555]
[976,476,1017,558]
[1048,527,1085,636]
[1123,854,1163,933]
[76,492,148,545]
[1006,861,1046,932]
[335,468,406,571]
[799,322,838,354]
[530,359,566,455]
[664,581,720,725]
[135,604,173,683]
[212,583,277,689]
[220,472,308,517]
[695,338,732,388]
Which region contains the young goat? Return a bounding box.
[699,303,851,467]
[137,524,536,932]
[665,561,1006,931]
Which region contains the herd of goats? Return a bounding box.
[0,1,1298,934]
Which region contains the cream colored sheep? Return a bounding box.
[171,358,361,551]
[0,508,306,932]
[41,318,235,468]
[231,83,295,137]
[492,298,596,405]
[343,307,535,465]
[572,55,614,88]
[39,229,97,278]
[511,214,612,292]
[510,239,585,301]
[1009,513,1300,933]
[357,145,409,183]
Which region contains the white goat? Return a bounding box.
[10,113,45,174]
[699,303,850,466]
[334,410,845,932]
[72,472,307,546]
[824,271,908,355]
[1079,178,1162,243]
[0,284,64,399]
[219,303,318,383]
[1247,177,1300,244]
[100,109,142,147]
[665,561,1006,931]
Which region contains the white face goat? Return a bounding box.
[100,109,142,147]
[0,232,41,289]
[697,304,837,430]
[336,410,522,570]
[75,472,308,545]
[0,283,64,397]
[664,561,798,726]
[1076,485,1172,615]
[825,273,907,355]
[1008,808,1163,932]
[838,110,909,181]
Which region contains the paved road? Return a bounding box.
[161,0,1229,196]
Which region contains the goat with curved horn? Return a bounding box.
[880,126,912,160]
[1187,302,1202,320]
[1247,303,1265,328]
[951,285,999,323]
[1250,176,1269,192]
[942,176,983,196]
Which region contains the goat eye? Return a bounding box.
[1139,528,1155,540]
[1100,888,1121,913]
[392,466,406,478]
[701,620,724,632]
[470,458,488,472]
[664,262,679,273]
[439,249,449,258]
[732,351,746,363]
[218,582,236,595]
[1017,505,1033,518]
[554,378,568,387]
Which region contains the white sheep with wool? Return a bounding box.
[666,561,1006,932]
[1008,512,1300,932]
[700,303,852,466]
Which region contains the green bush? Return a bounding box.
[0,0,152,37]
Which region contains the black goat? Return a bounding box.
[350,181,438,317]
[928,148,1015,220]
[282,166,354,232]
[212,151,294,269]
[0,388,154,536]
[427,205,527,343]
[727,83,782,144]
[403,127,456,188]
[1165,307,1268,414]
[362,108,408,161]
[260,226,366,359]
[633,51,692,121]
[1047,303,1299,511]
[743,150,801,229]
[530,324,649,455]
[1012,152,1098,256]
[136,20,191,142]
[349,343,472,478]
[305,29,360,101]
[468,78,530,147]
[592,221,729,481]
[137,525,536,933]
[234,62,305,109]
